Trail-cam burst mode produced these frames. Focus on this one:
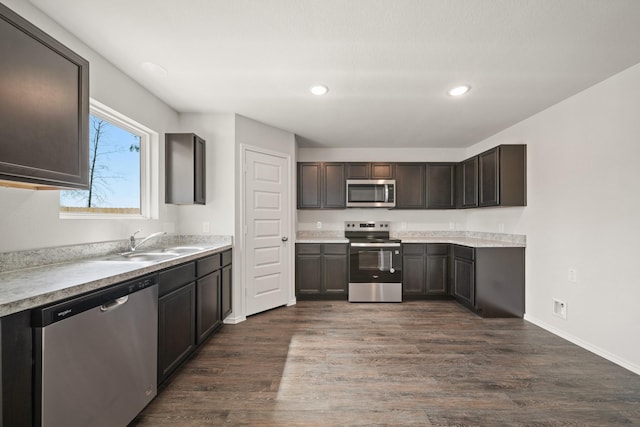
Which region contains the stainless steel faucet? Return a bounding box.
[129,230,166,251]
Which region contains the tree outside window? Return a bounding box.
[60,113,142,214]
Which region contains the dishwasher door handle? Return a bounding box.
[100,296,129,312]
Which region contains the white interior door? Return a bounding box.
[244,148,290,316]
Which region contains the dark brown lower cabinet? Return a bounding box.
[0,310,33,427]
[222,263,232,319]
[158,282,196,383]
[295,243,348,299]
[197,270,221,344]
[158,250,232,384]
[452,245,525,318]
[402,243,450,297]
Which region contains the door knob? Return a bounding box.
[281,236,289,242]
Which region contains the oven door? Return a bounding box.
[349,243,402,283]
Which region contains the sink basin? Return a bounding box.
[104,251,180,262]
[159,246,206,254]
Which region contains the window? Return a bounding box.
[60,100,159,219]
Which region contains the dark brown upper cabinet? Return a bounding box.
[297,162,345,209]
[346,162,395,179]
[395,163,425,209]
[345,163,370,179]
[0,3,89,190]
[478,145,527,207]
[456,157,478,208]
[165,133,206,205]
[426,163,456,209]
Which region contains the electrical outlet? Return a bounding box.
[553,299,567,319]
[316,221,322,229]
[449,222,455,230]
[498,223,505,232]
[202,222,210,233]
[568,269,577,283]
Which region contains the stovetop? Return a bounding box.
[347,237,401,244]
[344,221,399,243]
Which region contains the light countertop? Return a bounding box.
[0,239,231,317]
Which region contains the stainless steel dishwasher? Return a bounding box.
[33,274,158,427]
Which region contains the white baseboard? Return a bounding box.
[524,314,640,376]
[223,314,246,325]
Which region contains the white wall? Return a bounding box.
[176,113,236,236]
[233,115,297,322]
[0,0,180,252]
[464,63,640,373]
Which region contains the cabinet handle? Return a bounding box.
[281,237,289,242]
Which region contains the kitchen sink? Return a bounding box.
[104,251,181,262]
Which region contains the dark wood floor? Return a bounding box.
[132,300,640,426]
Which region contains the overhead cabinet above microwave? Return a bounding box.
[0,3,90,190]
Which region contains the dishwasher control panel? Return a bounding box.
[32,273,158,327]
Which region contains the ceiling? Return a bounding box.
[30,0,640,148]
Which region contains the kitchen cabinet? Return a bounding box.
[478,145,527,207]
[196,270,221,344]
[158,250,231,383]
[452,245,525,317]
[402,243,449,297]
[0,310,32,426]
[295,243,348,298]
[457,157,478,208]
[221,250,233,320]
[395,163,426,209]
[165,133,206,205]
[426,163,456,209]
[0,3,90,190]
[346,162,395,179]
[158,263,197,383]
[297,162,345,209]
[453,245,475,306]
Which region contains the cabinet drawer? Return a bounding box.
[323,244,348,255]
[159,262,196,297]
[197,253,221,277]
[221,249,232,267]
[453,245,475,260]
[427,243,449,256]
[296,244,321,255]
[402,243,426,255]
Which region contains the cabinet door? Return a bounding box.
[346,163,370,179]
[297,163,322,208]
[296,253,323,295]
[395,163,425,209]
[426,255,448,295]
[322,163,346,208]
[166,133,206,205]
[194,135,206,205]
[402,244,426,295]
[478,147,499,207]
[426,163,456,209]
[158,283,196,383]
[457,157,478,208]
[371,162,395,179]
[323,254,348,294]
[196,270,221,344]
[221,264,232,320]
[454,258,475,307]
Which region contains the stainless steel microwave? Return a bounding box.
[346,179,396,208]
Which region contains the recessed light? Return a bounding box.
[310,85,329,96]
[141,61,168,77]
[448,85,471,97]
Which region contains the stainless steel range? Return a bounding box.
[346,221,402,302]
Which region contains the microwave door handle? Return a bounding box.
[385,184,389,203]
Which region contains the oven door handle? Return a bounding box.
[350,242,401,248]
